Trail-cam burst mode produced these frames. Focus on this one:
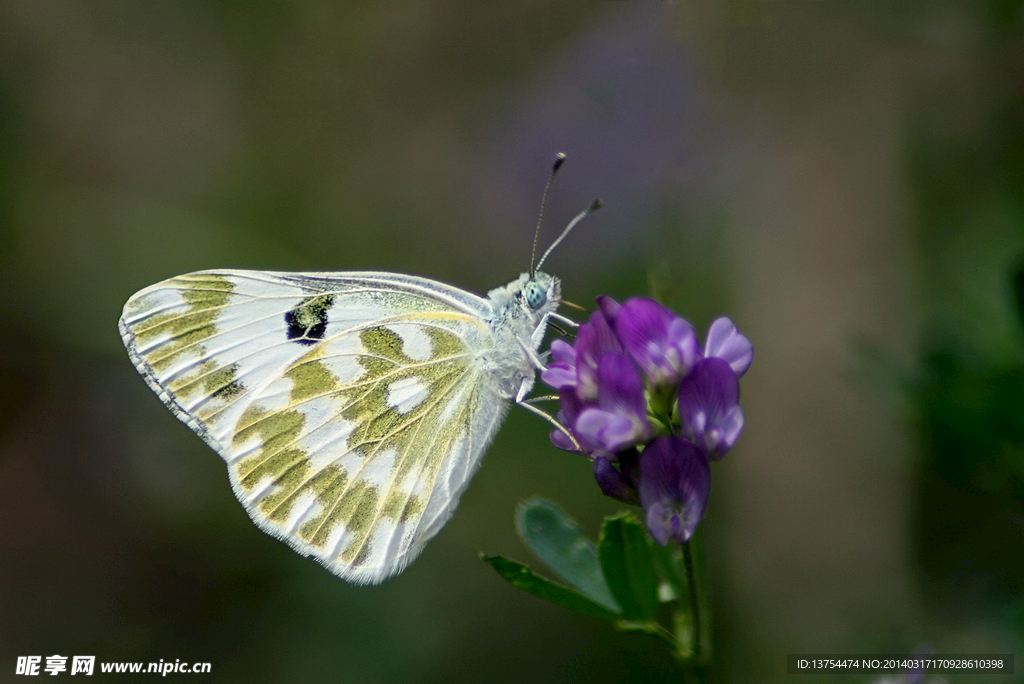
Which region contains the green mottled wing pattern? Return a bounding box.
[120,270,509,584]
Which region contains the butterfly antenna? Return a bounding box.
[529,152,567,277]
[535,199,602,272]
[561,299,587,312]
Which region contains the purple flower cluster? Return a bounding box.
[542,296,752,546]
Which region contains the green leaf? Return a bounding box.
[598,513,660,621]
[515,497,619,612]
[480,555,622,622]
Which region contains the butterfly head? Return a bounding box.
[524,278,548,310]
[519,270,561,316]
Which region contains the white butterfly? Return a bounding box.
[119,156,595,584]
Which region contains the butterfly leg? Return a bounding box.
[530,311,577,349]
[549,312,578,329]
[516,335,547,372]
[517,399,583,452]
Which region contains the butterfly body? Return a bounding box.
[481,271,561,399]
[119,268,561,584]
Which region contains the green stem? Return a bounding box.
[682,541,701,659]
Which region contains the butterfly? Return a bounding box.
[118,155,597,584]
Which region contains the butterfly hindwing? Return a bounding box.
[120,270,510,583]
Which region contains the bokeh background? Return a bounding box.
[1,1,1022,682]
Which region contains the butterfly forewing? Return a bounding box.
[120,270,509,584]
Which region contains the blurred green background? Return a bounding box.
[1,1,1022,682]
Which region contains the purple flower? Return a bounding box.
[612,298,700,388]
[703,317,752,377]
[571,307,623,402]
[638,437,711,545]
[677,357,745,460]
[593,450,639,504]
[575,352,651,453]
[541,294,752,546]
[543,302,628,452]
[540,338,577,390]
[550,387,585,453]
[595,294,621,321]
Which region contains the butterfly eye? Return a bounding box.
[524,281,547,309]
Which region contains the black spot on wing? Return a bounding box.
[285,294,334,345]
[213,379,245,399]
[285,312,323,346]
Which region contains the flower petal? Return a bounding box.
[558,386,583,421]
[572,352,650,453]
[596,294,621,323]
[550,428,581,453]
[550,387,585,453]
[638,437,711,545]
[542,339,579,390]
[594,456,639,504]
[677,357,743,459]
[614,298,699,387]
[717,405,745,454]
[575,308,623,401]
[576,408,642,453]
[596,352,647,420]
[645,502,672,546]
[549,338,577,366]
[704,317,753,377]
[541,363,577,390]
